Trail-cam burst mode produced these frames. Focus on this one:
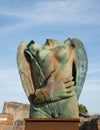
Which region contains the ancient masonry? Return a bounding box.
[0,102,29,130]
[0,101,100,130]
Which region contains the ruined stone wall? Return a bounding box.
[0,113,14,130]
[0,101,100,130]
[80,114,100,130]
[1,102,30,130]
[2,102,30,121]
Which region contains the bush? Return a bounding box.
[79,104,88,114]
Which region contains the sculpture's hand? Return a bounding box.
[32,71,75,105]
[45,72,75,101]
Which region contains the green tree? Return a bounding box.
[78,104,88,114]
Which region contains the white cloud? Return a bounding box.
[88,64,100,74]
[0,0,100,33]
[88,68,100,74]
[0,68,29,112]
[79,78,100,114]
[86,79,100,84]
[78,48,100,114]
[87,56,100,74]
[84,83,100,92]
[0,68,20,87]
[89,56,100,60]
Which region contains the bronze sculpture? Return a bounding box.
[17,38,88,118]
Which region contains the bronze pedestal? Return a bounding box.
[24,118,80,130]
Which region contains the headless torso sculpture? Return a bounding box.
[17,38,88,118]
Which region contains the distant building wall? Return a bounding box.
[2,102,30,121]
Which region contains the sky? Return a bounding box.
[0,0,100,115]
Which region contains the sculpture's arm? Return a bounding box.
[29,73,76,105]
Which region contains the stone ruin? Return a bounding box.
[0,101,29,130]
[0,101,100,130]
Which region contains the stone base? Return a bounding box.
[24,118,80,130]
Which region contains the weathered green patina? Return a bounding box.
[17,38,88,118]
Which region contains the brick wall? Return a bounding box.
[0,113,14,130]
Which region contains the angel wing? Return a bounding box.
[72,38,88,100]
[17,42,35,98]
[17,41,46,104]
